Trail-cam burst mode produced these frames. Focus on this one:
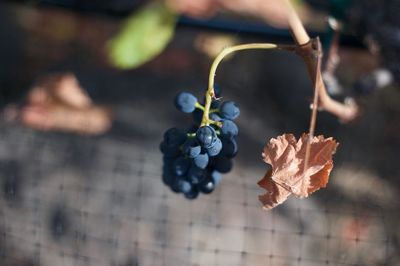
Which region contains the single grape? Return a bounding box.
[187,165,206,184]
[173,157,189,177]
[174,92,198,113]
[163,156,174,165]
[220,137,238,158]
[220,120,238,139]
[183,139,201,158]
[214,156,233,173]
[199,178,215,194]
[206,137,222,157]
[159,141,180,158]
[193,152,209,169]
[177,178,192,194]
[163,128,187,147]
[170,176,182,193]
[162,157,174,178]
[219,101,240,120]
[209,113,222,122]
[211,170,222,185]
[162,166,174,186]
[184,186,199,200]
[162,158,172,168]
[196,126,217,148]
[211,100,220,109]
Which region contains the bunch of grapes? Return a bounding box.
[160,87,239,199]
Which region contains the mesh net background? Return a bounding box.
[0,4,399,266]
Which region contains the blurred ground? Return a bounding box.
[0,3,399,266]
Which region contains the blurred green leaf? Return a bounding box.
[107,2,177,69]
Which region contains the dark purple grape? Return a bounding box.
[221,138,238,158]
[184,186,199,200]
[211,100,221,109]
[214,156,233,173]
[196,126,217,148]
[170,177,182,193]
[159,141,180,158]
[177,178,192,193]
[175,92,198,113]
[172,157,189,177]
[206,137,222,157]
[193,152,209,169]
[199,178,215,194]
[211,170,222,185]
[182,139,201,158]
[219,101,240,120]
[220,120,238,139]
[162,159,174,186]
[187,165,206,185]
[163,128,187,147]
[162,172,173,186]
[209,113,222,122]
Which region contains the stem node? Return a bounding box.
[201,43,280,127]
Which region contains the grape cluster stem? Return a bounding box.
[200,0,358,181]
[201,43,284,127]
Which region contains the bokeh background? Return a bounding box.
[0,1,399,265]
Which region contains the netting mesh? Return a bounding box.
[0,121,397,266]
[0,3,399,266]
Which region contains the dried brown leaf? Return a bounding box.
[258,133,338,210]
[258,169,292,210]
[308,160,333,194]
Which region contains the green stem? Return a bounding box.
[209,120,222,127]
[209,108,219,113]
[200,43,283,127]
[195,102,205,111]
